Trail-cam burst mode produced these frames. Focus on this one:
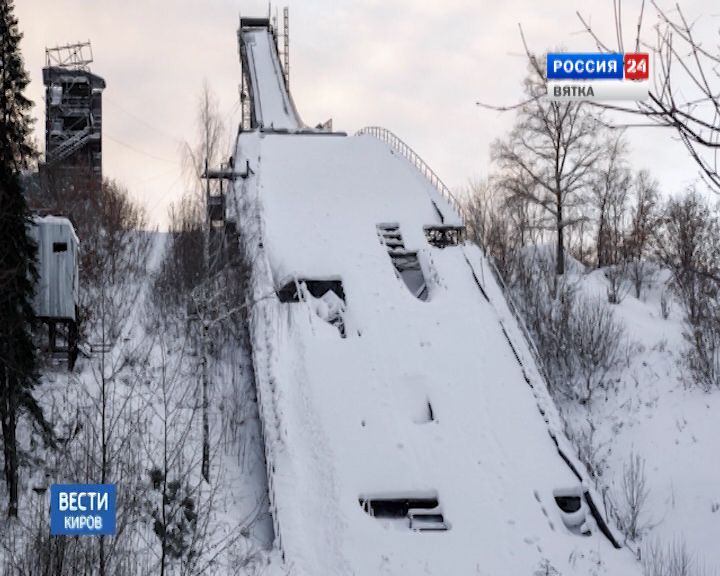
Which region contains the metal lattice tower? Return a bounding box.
[42,41,106,190]
[45,41,94,70]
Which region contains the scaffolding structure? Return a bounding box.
[41,41,105,191]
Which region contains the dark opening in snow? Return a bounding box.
[377,224,428,301]
[276,278,345,303]
[276,278,347,337]
[52,242,68,253]
[424,225,465,248]
[359,492,449,531]
[553,487,592,537]
[555,495,582,514]
[360,495,438,518]
[551,487,621,547]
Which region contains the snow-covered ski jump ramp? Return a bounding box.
[231,16,641,576]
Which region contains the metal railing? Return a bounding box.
[355,126,462,215]
[356,127,547,367]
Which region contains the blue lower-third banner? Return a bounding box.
[50,484,116,536]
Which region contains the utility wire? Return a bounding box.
[146,172,185,217]
[105,133,181,165]
[105,97,185,144]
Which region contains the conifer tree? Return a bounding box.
[0,0,48,517]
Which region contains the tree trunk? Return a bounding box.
[556,207,565,277]
[201,321,210,483]
[0,373,19,517]
[597,220,606,268]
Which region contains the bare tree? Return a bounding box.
[626,170,660,299]
[143,333,205,576]
[142,293,262,576]
[576,1,720,191]
[462,178,519,279]
[183,80,226,187]
[655,188,720,325]
[590,131,631,268]
[490,58,604,276]
[162,82,229,484]
[154,196,206,311]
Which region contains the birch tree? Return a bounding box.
[491,58,603,276]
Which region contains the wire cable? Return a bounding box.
[105,133,181,165]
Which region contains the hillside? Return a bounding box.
[560,262,720,571]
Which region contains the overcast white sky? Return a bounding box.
[15,0,718,227]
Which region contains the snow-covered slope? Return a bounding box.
[239,25,300,130]
[564,266,720,570]
[228,133,641,576]
[229,17,642,576]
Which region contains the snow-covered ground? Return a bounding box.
[229,127,642,575]
[12,16,716,576]
[2,231,280,575]
[563,265,720,571]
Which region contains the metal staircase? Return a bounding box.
[377,224,428,301]
[46,126,93,166]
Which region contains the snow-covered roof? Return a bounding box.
[32,215,80,246]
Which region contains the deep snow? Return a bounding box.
[230,128,642,575]
[563,264,720,571]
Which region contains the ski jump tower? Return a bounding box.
[231,12,642,576]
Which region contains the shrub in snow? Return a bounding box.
[509,252,626,405]
[570,422,609,482]
[617,452,652,541]
[641,538,710,576]
[146,470,199,564]
[604,263,631,304]
[683,316,720,391]
[655,190,720,390]
[569,296,626,404]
